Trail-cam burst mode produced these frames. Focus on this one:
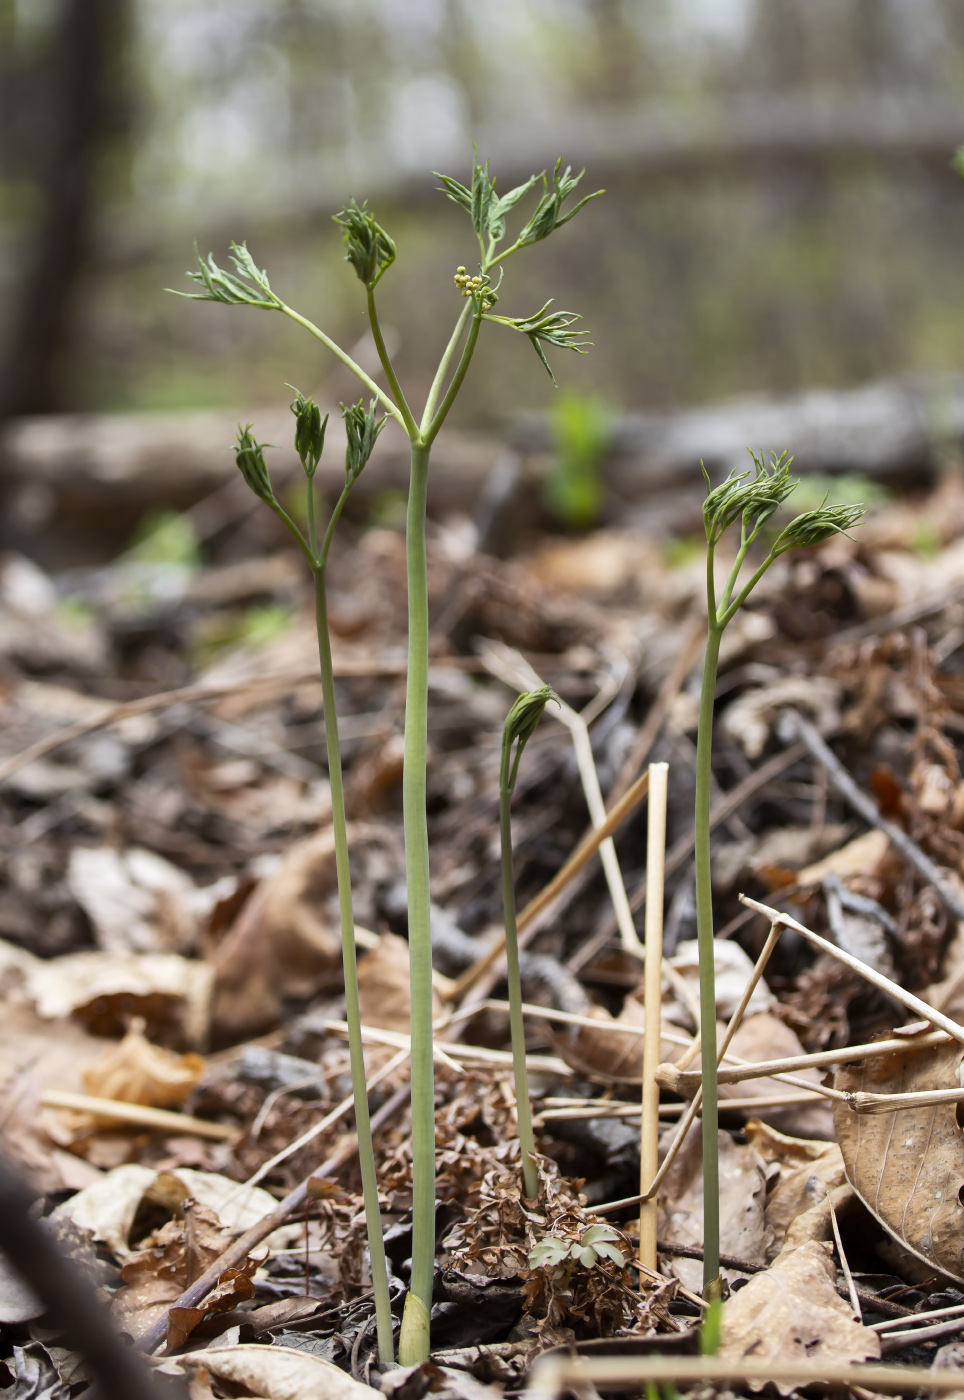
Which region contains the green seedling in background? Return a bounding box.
[695,450,864,1298]
[545,391,611,527]
[178,155,601,1364]
[500,685,557,1199]
[226,397,395,1363]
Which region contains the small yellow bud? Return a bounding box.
[456,266,466,274]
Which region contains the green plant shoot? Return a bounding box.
[177,154,601,1363]
[696,449,864,1298]
[229,399,394,1364]
[500,685,557,1199]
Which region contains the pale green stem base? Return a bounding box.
[313,570,395,1363]
[499,788,538,1200]
[398,441,435,1367]
[694,623,722,1299]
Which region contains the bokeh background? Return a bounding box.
[4,0,964,439]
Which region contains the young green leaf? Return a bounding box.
[342,398,386,484]
[486,302,591,384]
[773,499,865,551]
[333,198,396,287]
[700,1297,723,1356]
[234,425,276,503]
[516,160,603,247]
[288,387,328,479]
[528,1237,569,1269]
[178,242,280,309]
[702,450,798,543]
[501,684,557,791]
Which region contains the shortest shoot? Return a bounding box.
[500,685,557,1200]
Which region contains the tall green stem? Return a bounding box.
[313,568,395,1362]
[499,785,538,1199]
[398,439,434,1366]
[694,618,722,1301]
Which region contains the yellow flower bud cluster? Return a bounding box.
[453,266,495,309]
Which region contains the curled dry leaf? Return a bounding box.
[25,949,212,1048]
[720,675,841,760]
[112,1201,233,1341]
[166,1264,257,1351]
[357,930,442,1035]
[169,1343,374,1400]
[743,1120,846,1259]
[669,939,774,1023]
[81,1019,204,1115]
[833,1033,964,1284]
[209,828,343,1043]
[51,1164,278,1258]
[717,1239,879,1386]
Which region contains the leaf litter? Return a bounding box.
[11,475,964,1393]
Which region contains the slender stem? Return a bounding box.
[420,303,471,435]
[694,620,723,1301]
[312,568,394,1364]
[367,287,419,439]
[720,549,779,628]
[500,780,538,1200]
[268,499,316,569]
[398,439,434,1366]
[305,478,319,560]
[319,482,352,571]
[279,302,404,427]
[424,306,484,445]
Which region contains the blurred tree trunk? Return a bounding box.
[0,0,128,421]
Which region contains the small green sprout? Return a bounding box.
[528,1224,626,1271]
[332,197,396,288]
[500,684,557,1200]
[693,449,865,1299]
[516,160,602,247]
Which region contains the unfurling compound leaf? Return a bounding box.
[288,387,328,479]
[773,499,866,551]
[486,302,591,384]
[516,160,603,247]
[341,399,386,484]
[332,199,396,287]
[234,426,275,503]
[178,243,280,308]
[501,685,557,792]
[702,450,798,543]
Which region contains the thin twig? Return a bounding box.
[784,709,964,922]
[568,741,807,972]
[40,1091,238,1140]
[641,917,784,1203]
[640,761,669,1271]
[531,1355,964,1396]
[829,1195,861,1320]
[661,1027,950,1091]
[739,896,964,1045]
[241,1048,410,1190]
[136,1081,412,1355]
[872,1300,964,1332]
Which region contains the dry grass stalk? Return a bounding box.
[639,760,669,1270]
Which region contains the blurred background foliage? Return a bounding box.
[3,0,964,430]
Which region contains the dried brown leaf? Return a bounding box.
[743,1120,846,1259]
[717,1239,879,1386]
[172,1343,373,1400]
[833,1034,964,1284]
[81,1020,204,1115]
